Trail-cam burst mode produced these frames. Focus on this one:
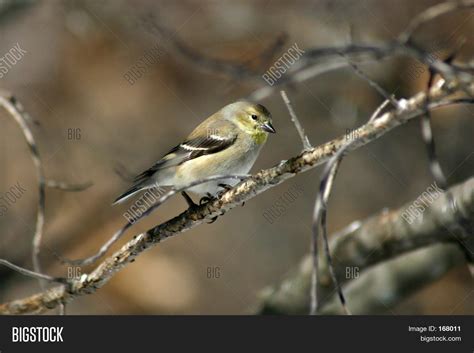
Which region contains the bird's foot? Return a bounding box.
[197,193,219,223]
[199,192,214,205]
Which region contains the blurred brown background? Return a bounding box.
[0,0,473,314]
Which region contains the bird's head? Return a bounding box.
[224,101,275,143]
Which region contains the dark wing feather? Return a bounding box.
[133,134,237,183]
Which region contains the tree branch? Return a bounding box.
[258,177,474,314]
[280,90,312,151]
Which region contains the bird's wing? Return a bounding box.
[133,130,237,184]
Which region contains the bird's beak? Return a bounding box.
[261,122,276,133]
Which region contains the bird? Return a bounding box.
[113,101,275,206]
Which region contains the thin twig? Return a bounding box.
[310,151,347,315]
[421,108,448,190]
[420,49,463,190]
[342,28,399,109]
[1,92,95,297]
[369,99,391,122]
[310,158,344,314]
[399,0,474,44]
[280,90,312,150]
[309,48,397,315]
[310,216,319,314]
[320,168,349,314]
[428,97,474,109]
[0,92,46,289]
[310,98,390,314]
[0,259,67,284]
[345,59,399,108]
[311,37,405,315]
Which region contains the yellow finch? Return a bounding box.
[114,101,275,205]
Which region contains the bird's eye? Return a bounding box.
[251,114,258,121]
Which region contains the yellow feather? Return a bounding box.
[251,130,268,145]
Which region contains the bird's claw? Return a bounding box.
[200,193,217,223]
[199,192,214,205]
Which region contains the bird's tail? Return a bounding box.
[113,184,145,204]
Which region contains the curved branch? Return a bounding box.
[0,92,46,288]
[259,177,474,314]
[280,90,312,150]
[399,0,474,43]
[248,39,470,102]
[0,260,67,284]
